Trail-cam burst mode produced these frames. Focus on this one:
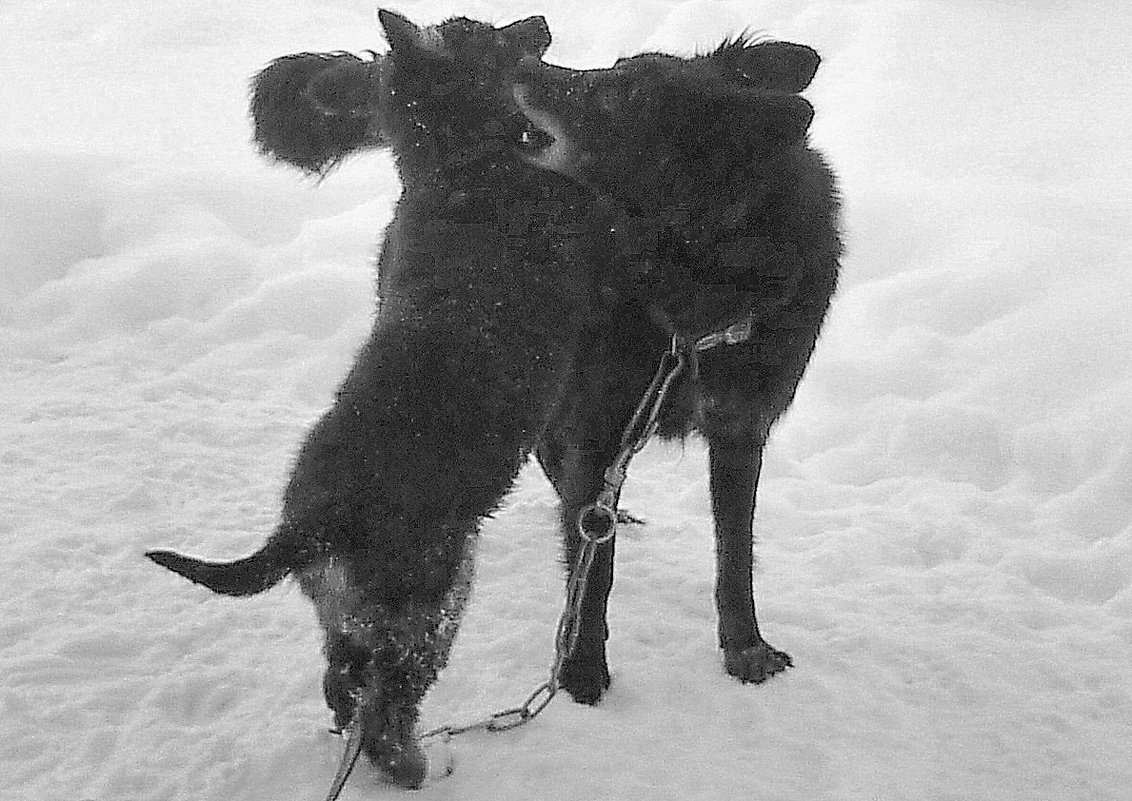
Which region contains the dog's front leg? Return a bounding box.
[708,434,793,683]
[545,416,629,705]
[560,514,616,705]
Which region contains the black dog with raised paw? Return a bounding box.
[147,10,618,789]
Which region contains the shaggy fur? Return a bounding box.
[513,37,842,703]
[249,49,383,175]
[147,11,618,788]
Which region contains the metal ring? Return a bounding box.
[576,502,617,544]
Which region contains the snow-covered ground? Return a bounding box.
[2,1,1130,799]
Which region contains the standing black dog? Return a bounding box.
[238,31,834,707]
[513,40,842,703]
[146,11,619,788]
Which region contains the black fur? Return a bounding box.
[147,10,615,788]
[514,40,841,703]
[246,31,818,178]
[250,50,383,175]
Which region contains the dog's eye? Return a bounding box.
[517,122,555,153]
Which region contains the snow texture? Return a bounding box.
[2,1,1130,799]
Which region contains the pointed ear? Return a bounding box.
[378,9,436,55]
[756,93,815,152]
[746,42,820,91]
[501,15,551,57]
[710,39,820,92]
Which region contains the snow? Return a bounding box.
[2,1,1130,799]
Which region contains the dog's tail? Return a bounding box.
[250,51,384,176]
[146,533,294,597]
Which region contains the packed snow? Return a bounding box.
[1,1,1130,799]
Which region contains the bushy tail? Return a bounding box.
[146,536,293,597]
[250,50,384,176]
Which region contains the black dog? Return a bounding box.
[218,26,834,705]
[147,11,619,788]
[512,39,842,703]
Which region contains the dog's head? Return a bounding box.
[250,11,552,178]
[514,36,819,211]
[376,10,553,182]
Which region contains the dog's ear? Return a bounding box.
[500,15,551,57]
[250,52,382,175]
[379,9,444,59]
[709,39,820,93]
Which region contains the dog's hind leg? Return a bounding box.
[708,433,793,683]
[322,631,370,732]
[321,602,463,788]
[301,555,474,788]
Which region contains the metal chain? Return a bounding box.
[324,321,751,797]
[419,530,599,739]
[419,336,689,742]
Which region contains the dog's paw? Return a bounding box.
[375,735,428,789]
[723,641,793,684]
[359,709,429,789]
[558,655,611,704]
